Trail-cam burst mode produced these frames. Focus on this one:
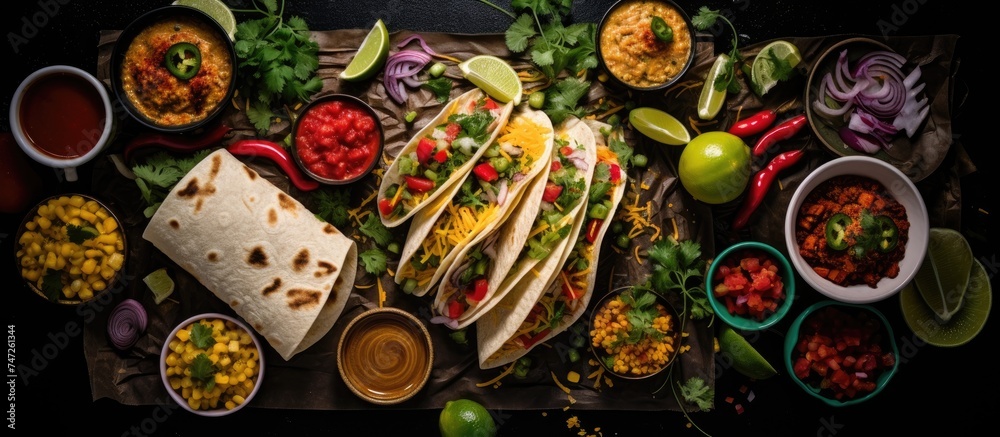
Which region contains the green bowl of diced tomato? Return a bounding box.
[706,241,795,331]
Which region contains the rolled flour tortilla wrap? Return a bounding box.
[394,107,554,297]
[142,149,357,361]
[477,120,628,369]
[377,89,513,228]
[433,117,597,330]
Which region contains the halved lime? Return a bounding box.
[144,268,176,304]
[339,19,390,82]
[458,55,522,106]
[172,0,236,41]
[719,326,777,379]
[750,40,802,96]
[900,259,992,347]
[628,107,691,146]
[697,53,729,120]
[913,228,973,323]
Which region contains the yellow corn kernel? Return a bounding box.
[84,249,102,258]
[68,195,84,207]
[106,252,124,270]
[102,216,118,232]
[232,395,246,405]
[213,342,229,354]
[228,340,240,353]
[170,378,182,390]
[81,258,97,275]
[99,265,115,281]
[91,280,106,292]
[180,377,193,388]
[78,288,93,301]
[215,374,229,385]
[176,329,190,342]
[187,397,200,410]
[79,209,97,224]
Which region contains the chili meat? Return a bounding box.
[794,175,909,288]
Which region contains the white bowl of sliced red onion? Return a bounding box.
[805,37,931,176]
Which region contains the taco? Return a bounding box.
[394,106,555,297]
[377,88,514,228]
[432,117,597,330]
[477,120,629,369]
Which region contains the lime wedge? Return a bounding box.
[458,55,522,106]
[750,40,802,96]
[144,268,175,304]
[719,326,777,380]
[172,0,236,41]
[900,259,992,347]
[913,228,973,323]
[697,53,729,120]
[339,19,390,82]
[628,107,691,146]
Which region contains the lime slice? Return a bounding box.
[719,326,777,380]
[458,55,522,106]
[900,259,992,347]
[144,268,176,304]
[697,53,729,120]
[913,228,973,323]
[439,399,497,437]
[750,40,802,96]
[628,107,691,146]
[339,19,390,82]
[172,0,236,41]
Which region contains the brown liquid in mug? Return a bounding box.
[340,312,431,401]
[19,72,106,159]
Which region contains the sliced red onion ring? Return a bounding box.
[108,298,147,351]
[838,126,883,153]
[397,34,439,56]
[383,50,433,104]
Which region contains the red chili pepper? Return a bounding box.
[732,149,805,231]
[752,114,808,157]
[226,139,320,192]
[124,122,231,162]
[728,108,778,138]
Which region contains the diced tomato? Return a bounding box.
[465,278,489,302]
[404,175,435,192]
[518,328,551,349]
[561,280,583,300]
[542,182,563,203]
[416,138,435,164]
[434,148,449,163]
[473,162,499,182]
[482,97,499,110]
[444,122,462,141]
[448,300,465,319]
[608,163,621,182]
[585,218,603,243]
[378,198,397,216]
[550,161,562,172]
[560,145,575,157]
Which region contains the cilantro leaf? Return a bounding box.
[692,7,744,93]
[66,224,98,244]
[359,214,393,247]
[312,188,351,228]
[42,270,63,302]
[359,248,388,276]
[678,377,714,411]
[505,14,536,52]
[649,238,713,322]
[544,77,590,124]
[190,353,217,391]
[190,322,217,350]
[131,150,211,218]
[422,77,453,103]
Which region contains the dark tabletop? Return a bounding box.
[3,1,996,436]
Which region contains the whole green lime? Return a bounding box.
[678,131,752,204]
[439,399,497,437]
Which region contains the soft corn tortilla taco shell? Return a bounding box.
[475,117,602,366]
[142,149,358,361]
[377,88,513,228]
[396,106,555,298]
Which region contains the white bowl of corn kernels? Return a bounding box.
[14,194,127,305]
[160,313,265,416]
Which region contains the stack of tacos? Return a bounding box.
[377,89,514,227]
[476,119,629,369]
[394,106,555,297]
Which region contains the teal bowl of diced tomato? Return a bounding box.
[706,241,795,331]
[784,300,899,407]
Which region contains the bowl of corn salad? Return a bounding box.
[589,287,681,379]
[14,194,127,305]
[160,313,264,416]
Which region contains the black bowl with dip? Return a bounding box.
[597,0,696,92]
[291,94,385,186]
[110,5,236,133]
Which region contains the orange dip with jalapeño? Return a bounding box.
[18,72,105,159]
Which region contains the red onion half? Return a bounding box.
[108,298,148,351]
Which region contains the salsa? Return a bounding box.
[18,72,106,159]
[295,98,382,182]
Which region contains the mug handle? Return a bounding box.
[63,166,79,182]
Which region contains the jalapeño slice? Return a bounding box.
[875,215,899,252]
[824,213,852,250]
[165,42,202,80]
[650,16,674,42]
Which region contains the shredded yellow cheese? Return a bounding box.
[551,372,571,394]
[476,364,516,388]
[355,283,375,289]
[377,278,386,308]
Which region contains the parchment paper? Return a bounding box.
[83,29,968,412]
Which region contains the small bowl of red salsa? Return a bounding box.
[784,300,899,406]
[292,94,384,185]
[707,241,795,331]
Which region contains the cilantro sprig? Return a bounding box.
[691,7,743,94]
[131,150,212,218]
[648,238,714,323]
[232,0,322,135]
